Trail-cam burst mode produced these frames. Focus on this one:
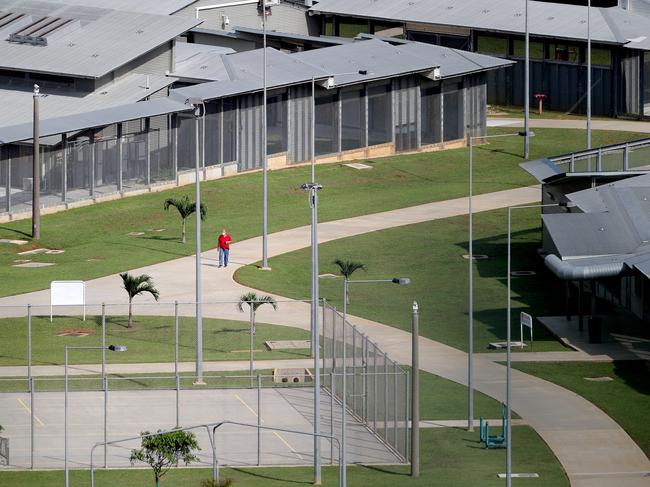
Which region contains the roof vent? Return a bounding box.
[0,12,33,37]
[9,16,81,46]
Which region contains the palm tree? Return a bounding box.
[120,273,160,328]
[163,195,207,244]
[333,259,366,304]
[237,292,278,380]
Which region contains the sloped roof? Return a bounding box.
[542,173,650,277]
[310,0,650,48]
[0,0,201,78]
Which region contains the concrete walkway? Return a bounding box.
[1,185,649,486]
[488,117,650,133]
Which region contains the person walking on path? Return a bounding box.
[218,229,232,267]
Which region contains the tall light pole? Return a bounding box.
[587,0,592,149]
[32,84,41,239]
[411,301,420,478]
[467,130,531,432]
[261,0,270,270]
[187,98,206,385]
[524,0,530,159]
[302,181,323,484]
[506,201,573,486]
[341,276,409,485]
[64,344,127,487]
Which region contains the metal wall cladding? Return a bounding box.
[238,93,264,172]
[288,84,312,164]
[393,76,419,152]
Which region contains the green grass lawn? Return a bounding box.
[0,128,644,298]
[488,104,611,121]
[236,209,568,353]
[0,426,568,487]
[0,315,310,366]
[511,361,650,458]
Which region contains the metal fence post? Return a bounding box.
[257,374,261,466]
[330,371,335,465]
[174,301,179,428]
[373,343,378,432]
[104,375,108,468]
[597,148,603,171]
[363,335,368,423]
[383,353,388,440]
[30,376,34,470]
[624,143,630,170]
[404,370,410,464]
[570,153,575,172]
[27,304,32,388]
[393,362,398,451]
[352,327,357,414]
[101,303,106,379]
[411,301,419,476]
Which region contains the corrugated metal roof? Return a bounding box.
[520,158,564,182]
[30,0,198,15]
[543,173,650,274]
[0,0,201,78]
[0,73,175,128]
[310,0,650,47]
[174,42,235,81]
[0,97,190,145]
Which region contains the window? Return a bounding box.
[324,17,335,36]
[513,39,544,59]
[337,18,369,38]
[476,35,508,56]
[367,83,392,146]
[591,47,612,67]
[548,43,580,63]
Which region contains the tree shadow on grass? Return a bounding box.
[356,463,408,476]
[140,235,181,242]
[230,467,311,485]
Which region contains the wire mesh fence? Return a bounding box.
[321,301,409,463]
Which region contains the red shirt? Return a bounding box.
[218,233,231,250]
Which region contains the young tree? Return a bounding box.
[130,430,200,487]
[333,259,366,304]
[237,292,278,380]
[163,195,207,244]
[120,273,160,328]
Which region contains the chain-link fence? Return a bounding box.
[0,300,406,470]
[550,137,650,173]
[321,301,409,463]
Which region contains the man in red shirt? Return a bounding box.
[218,229,232,267]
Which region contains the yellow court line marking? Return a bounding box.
[273,431,303,460]
[234,394,259,419]
[16,398,45,426]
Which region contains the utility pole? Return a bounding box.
[411,301,420,477]
[32,84,40,239]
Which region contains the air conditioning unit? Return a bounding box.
[273,368,313,384]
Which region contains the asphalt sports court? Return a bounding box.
[1,387,400,469]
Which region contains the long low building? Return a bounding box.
[0,37,511,220]
[309,0,650,117]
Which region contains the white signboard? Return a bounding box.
[50,281,85,322]
[520,312,533,349]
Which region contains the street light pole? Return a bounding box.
[32,84,40,240]
[506,202,571,486]
[64,345,127,487]
[302,182,323,484]
[189,100,206,385]
[524,0,530,159]
[467,130,531,432]
[587,0,592,149]
[411,301,420,478]
[261,1,270,270]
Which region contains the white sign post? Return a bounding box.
[520,312,533,349]
[50,281,86,322]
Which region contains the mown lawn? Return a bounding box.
[236,209,568,353]
[0,128,644,298]
[0,426,568,487]
[511,361,650,458]
[0,315,310,366]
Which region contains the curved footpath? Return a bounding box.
[1,185,649,486]
[488,117,650,133]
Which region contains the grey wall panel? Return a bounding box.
[114,41,174,81]
[393,76,419,152]
[621,50,641,115]
[238,93,263,171]
[288,84,312,163]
